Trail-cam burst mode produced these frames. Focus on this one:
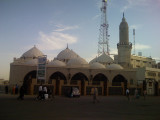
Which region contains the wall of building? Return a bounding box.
[134,67,160,95]
[131,55,156,68]
[9,64,36,86]
[9,64,137,96]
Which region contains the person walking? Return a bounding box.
[134,88,138,99]
[126,88,130,101]
[5,85,8,94]
[70,87,73,98]
[43,86,48,100]
[43,86,47,94]
[15,84,19,94]
[48,88,54,100]
[37,84,43,100]
[143,89,147,100]
[93,87,99,104]
[17,86,25,100]
[12,85,15,95]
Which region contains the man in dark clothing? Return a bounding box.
[17,86,25,100]
[15,84,19,94]
[5,85,8,94]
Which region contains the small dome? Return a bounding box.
[90,62,106,69]
[21,46,44,58]
[57,47,79,61]
[47,60,66,67]
[89,53,114,65]
[24,59,38,66]
[67,57,89,68]
[106,64,123,70]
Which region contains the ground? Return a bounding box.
[0,94,160,120]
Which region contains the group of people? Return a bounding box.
[15,85,147,101]
[12,84,19,94]
[126,88,147,101]
[37,85,54,100]
[91,87,147,103]
[16,84,54,101]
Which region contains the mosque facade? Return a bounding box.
[9,15,160,96]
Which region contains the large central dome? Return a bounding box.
[57,47,79,62]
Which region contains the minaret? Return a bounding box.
[117,13,132,68]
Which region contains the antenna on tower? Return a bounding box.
[133,28,136,55]
[98,0,110,56]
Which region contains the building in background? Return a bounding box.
[0,79,9,93]
[157,62,160,69]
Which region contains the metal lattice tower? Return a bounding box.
[98,0,110,56]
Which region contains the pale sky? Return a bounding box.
[0,0,160,80]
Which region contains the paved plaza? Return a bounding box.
[0,94,160,120]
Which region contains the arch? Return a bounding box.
[110,74,128,95]
[23,70,37,94]
[112,74,127,86]
[49,71,67,95]
[49,71,67,83]
[71,72,88,81]
[93,73,108,95]
[71,72,88,95]
[93,73,108,85]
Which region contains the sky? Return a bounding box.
[0,0,160,80]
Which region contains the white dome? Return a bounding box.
[90,62,106,69]
[24,59,38,66]
[67,57,89,68]
[89,53,114,65]
[21,46,44,58]
[106,64,123,70]
[47,60,66,67]
[57,47,79,61]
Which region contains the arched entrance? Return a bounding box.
[93,73,108,95]
[111,74,127,95]
[49,72,66,95]
[23,70,37,94]
[71,72,88,95]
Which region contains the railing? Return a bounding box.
[117,42,132,46]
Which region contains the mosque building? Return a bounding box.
[9,14,160,96]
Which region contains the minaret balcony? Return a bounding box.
[117,42,132,48]
[117,42,132,46]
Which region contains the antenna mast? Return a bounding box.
[133,29,135,55]
[98,0,110,56]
